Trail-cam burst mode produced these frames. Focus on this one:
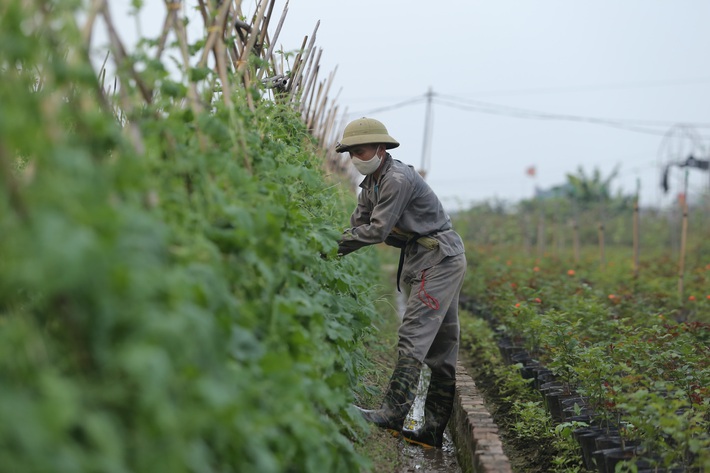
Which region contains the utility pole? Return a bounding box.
[419,87,434,180]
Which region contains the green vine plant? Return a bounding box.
[0,1,385,472]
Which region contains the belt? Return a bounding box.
[395,233,440,292]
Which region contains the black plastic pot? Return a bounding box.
[567,413,595,423]
[500,345,526,364]
[598,446,649,473]
[637,468,686,473]
[560,396,590,420]
[574,426,616,471]
[594,434,623,451]
[533,368,555,390]
[510,350,533,363]
[561,396,587,410]
[545,390,578,422]
[538,380,565,394]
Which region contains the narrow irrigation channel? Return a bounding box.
[388,291,514,473]
[394,290,463,473]
[362,267,513,472]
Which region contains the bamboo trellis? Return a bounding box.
[79,0,352,183]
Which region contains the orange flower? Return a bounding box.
[707,295,710,300]
[533,266,540,272]
[608,294,616,300]
[567,269,575,276]
[514,303,521,308]
[688,295,696,301]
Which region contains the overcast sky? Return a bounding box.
[101,1,710,211]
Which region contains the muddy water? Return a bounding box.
[395,292,461,473]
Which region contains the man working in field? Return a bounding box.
[335,117,467,448]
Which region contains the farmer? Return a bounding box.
[335,117,467,448]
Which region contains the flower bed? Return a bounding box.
[461,246,710,472]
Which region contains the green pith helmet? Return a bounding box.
[335,117,400,153]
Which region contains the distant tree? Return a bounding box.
[565,165,634,211]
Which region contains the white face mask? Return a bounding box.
[351,147,382,175]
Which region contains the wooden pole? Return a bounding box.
[419,87,434,179]
[537,216,545,259]
[678,169,690,305]
[522,215,531,257]
[633,179,640,280]
[572,199,580,265]
[598,197,606,270]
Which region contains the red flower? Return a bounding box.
[567,269,575,276]
[533,297,542,304]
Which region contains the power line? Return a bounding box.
[460,77,710,98]
[434,94,710,137]
[348,96,427,117]
[437,93,710,128]
[345,90,710,138]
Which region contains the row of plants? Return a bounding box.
[1,2,383,472]
[458,242,710,472]
[459,311,588,472]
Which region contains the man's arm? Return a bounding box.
[338,171,412,255]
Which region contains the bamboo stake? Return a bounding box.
[300,47,321,113]
[678,169,690,305]
[302,61,320,118]
[570,220,578,265]
[232,18,249,62]
[537,217,545,259]
[154,3,175,61]
[197,0,233,69]
[287,36,307,95]
[196,0,208,24]
[598,196,606,270]
[231,0,246,54]
[598,222,605,270]
[320,101,338,150]
[522,217,531,257]
[257,0,289,82]
[316,92,336,145]
[171,3,204,115]
[289,21,319,102]
[81,0,105,45]
[236,0,269,74]
[101,2,153,103]
[314,67,336,129]
[255,0,276,62]
[552,202,560,257]
[633,180,640,280]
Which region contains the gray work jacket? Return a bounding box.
[338,154,465,285]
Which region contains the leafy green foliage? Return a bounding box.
[0,2,381,472]
[459,243,710,471]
